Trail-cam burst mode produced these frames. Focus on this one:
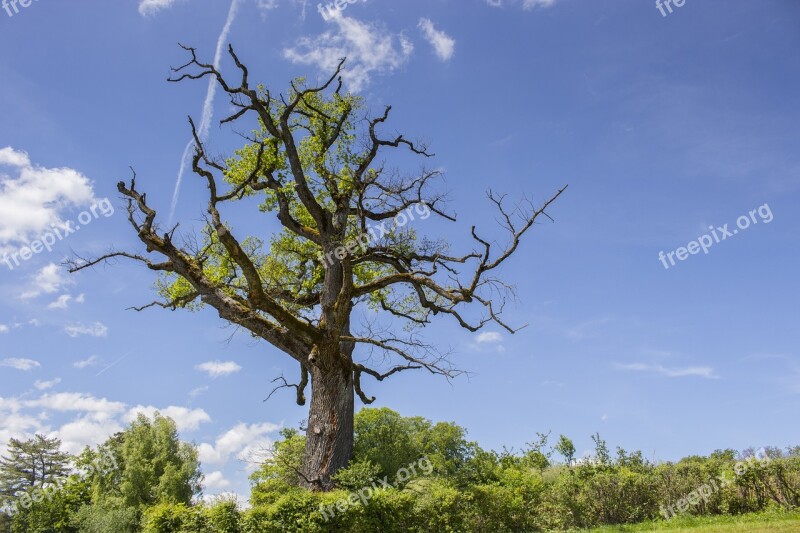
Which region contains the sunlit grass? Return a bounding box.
[582,510,800,532]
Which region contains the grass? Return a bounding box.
[582,510,800,532]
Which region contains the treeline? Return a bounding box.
[1,408,799,532]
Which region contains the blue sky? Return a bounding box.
[1,0,798,501]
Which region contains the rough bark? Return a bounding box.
[301,344,355,490]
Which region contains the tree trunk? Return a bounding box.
[301,347,354,491]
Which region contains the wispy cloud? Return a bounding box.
[189,385,209,400]
[523,0,557,8]
[0,358,40,371]
[471,331,506,353]
[169,0,240,223]
[47,293,83,310]
[615,362,718,379]
[64,322,108,338]
[34,378,62,391]
[566,316,615,340]
[476,331,503,344]
[418,18,455,61]
[19,263,74,300]
[74,355,100,369]
[138,0,183,16]
[284,11,413,92]
[196,360,242,378]
[485,0,558,9]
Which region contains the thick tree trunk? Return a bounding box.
[301,347,354,491]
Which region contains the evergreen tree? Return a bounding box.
[0,435,71,503]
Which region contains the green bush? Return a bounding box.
[142,502,191,533]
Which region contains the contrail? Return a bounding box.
[95,350,134,377]
[169,0,240,223]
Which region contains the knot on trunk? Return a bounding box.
[308,345,319,365]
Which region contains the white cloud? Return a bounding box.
[74,355,100,368]
[0,148,97,256]
[20,263,74,300]
[204,470,232,490]
[55,415,124,455]
[0,324,8,333]
[28,393,127,418]
[485,0,557,9]
[138,0,183,16]
[190,386,209,400]
[0,358,40,371]
[0,409,48,454]
[418,18,455,61]
[0,395,121,455]
[476,331,503,344]
[49,293,85,309]
[615,363,718,379]
[125,405,211,432]
[47,294,72,309]
[196,360,242,378]
[198,422,281,465]
[0,147,31,167]
[64,322,108,338]
[256,0,279,12]
[523,0,556,8]
[284,11,413,92]
[34,378,62,391]
[0,391,212,458]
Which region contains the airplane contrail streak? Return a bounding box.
[168,0,240,223]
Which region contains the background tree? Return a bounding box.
[72,413,201,531]
[555,435,576,467]
[69,45,566,490]
[0,435,70,503]
[0,435,75,533]
[105,413,201,509]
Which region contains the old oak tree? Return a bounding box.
[69,45,566,490]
